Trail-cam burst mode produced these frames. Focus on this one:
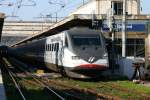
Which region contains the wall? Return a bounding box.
[1,21,53,46]
[127,0,139,15]
[2,21,54,36]
[118,57,145,79]
[96,0,111,15]
[71,0,140,15]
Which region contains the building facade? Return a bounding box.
[2,21,54,45]
[71,0,141,15]
[70,0,147,57]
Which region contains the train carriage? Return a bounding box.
[8,27,109,78]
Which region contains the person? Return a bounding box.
[131,63,141,80]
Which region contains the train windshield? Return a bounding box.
[72,35,101,46]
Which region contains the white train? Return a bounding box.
[8,27,109,78]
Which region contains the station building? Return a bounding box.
[70,0,148,57]
[71,0,140,15]
[1,21,54,45]
[1,0,150,78]
[70,0,150,78]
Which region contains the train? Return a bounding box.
[8,27,109,78]
[0,45,8,57]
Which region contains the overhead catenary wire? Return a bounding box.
[3,0,90,21]
[1,0,36,20]
[37,0,90,21]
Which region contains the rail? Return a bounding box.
[3,57,82,100]
[2,58,26,100]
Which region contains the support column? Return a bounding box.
[137,0,141,15]
[0,13,5,42]
[122,0,127,57]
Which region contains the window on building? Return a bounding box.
[112,2,123,15]
[114,39,145,57]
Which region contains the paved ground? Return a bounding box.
[142,81,150,87]
[0,70,6,100]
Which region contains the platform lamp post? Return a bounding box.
[122,0,127,57]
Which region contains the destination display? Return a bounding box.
[102,20,146,32]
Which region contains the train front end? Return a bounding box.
[63,28,109,78]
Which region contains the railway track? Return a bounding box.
[42,77,150,100]
[2,57,150,100]
[3,57,120,100]
[41,77,120,100]
[1,58,26,100]
[2,57,83,100]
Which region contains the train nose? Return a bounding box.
[66,64,108,78]
[88,57,95,63]
[78,64,107,70]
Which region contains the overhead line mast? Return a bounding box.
[122,0,127,57]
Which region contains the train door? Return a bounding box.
[51,43,55,64]
[51,42,62,72]
[54,41,64,65]
[55,43,59,65]
[44,41,52,64]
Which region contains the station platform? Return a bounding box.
[0,69,6,100]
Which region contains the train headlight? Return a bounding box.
[72,56,80,60]
[103,53,108,59]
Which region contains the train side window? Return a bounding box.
[51,44,52,51]
[57,43,59,52]
[49,44,52,51]
[49,44,51,51]
[65,37,68,47]
[55,43,59,52]
[48,44,50,51]
[46,44,48,51]
[52,44,54,51]
[45,44,47,51]
[54,43,57,51]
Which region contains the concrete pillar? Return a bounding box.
[137,0,141,15]
[0,13,5,42]
[122,0,127,57]
[96,0,100,14]
[145,22,150,69]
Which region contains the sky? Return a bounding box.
[0,0,150,21]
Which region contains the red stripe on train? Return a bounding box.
[79,64,107,69]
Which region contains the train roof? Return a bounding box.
[67,27,101,35]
